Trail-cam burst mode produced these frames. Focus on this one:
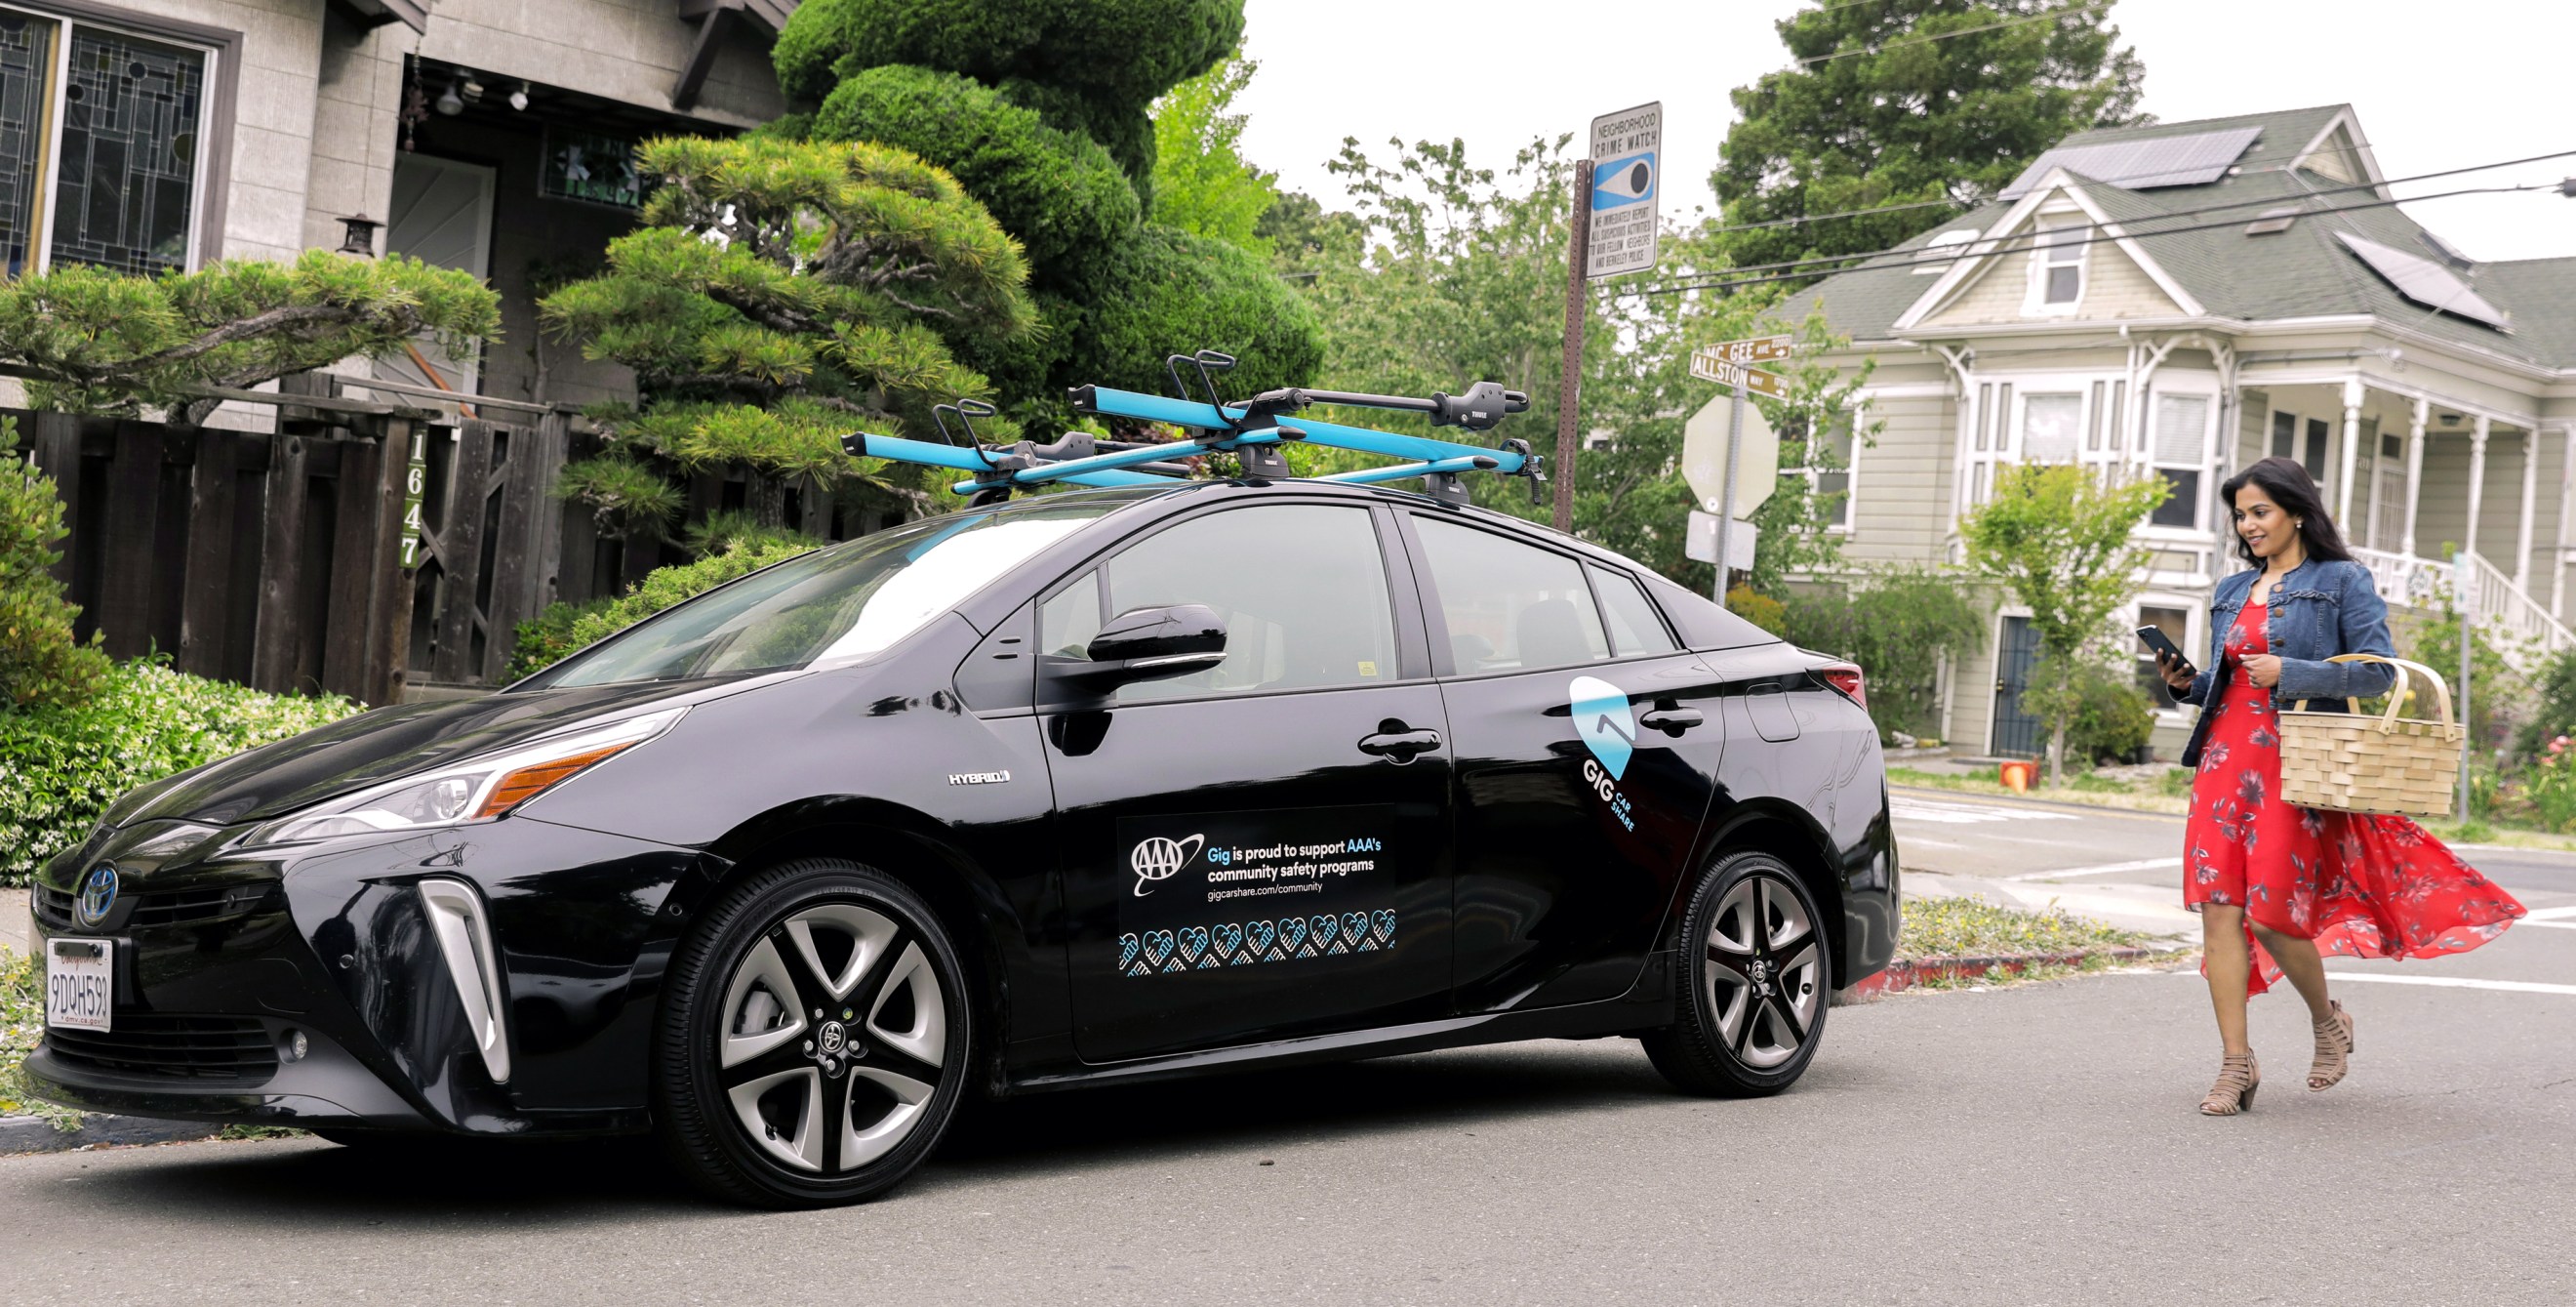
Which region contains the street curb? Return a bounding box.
[0,1113,223,1156]
[1833,946,2162,1004]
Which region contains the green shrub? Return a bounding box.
[2064,661,2155,764]
[2525,736,2576,832]
[2513,646,2576,760]
[815,64,1140,285]
[1061,223,1323,398]
[0,416,111,710]
[1724,584,1788,636]
[507,539,823,682]
[0,661,359,885]
[1779,566,1985,743]
[775,0,1243,121]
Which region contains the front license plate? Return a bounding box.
[45,937,113,1033]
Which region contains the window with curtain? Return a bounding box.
[2151,393,2211,528]
[2022,392,2083,464]
[0,7,210,277]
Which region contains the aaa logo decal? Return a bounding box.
[1568,675,1635,780]
[1130,834,1205,897]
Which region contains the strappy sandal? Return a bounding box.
[2308,1000,2355,1091]
[2200,1050,2260,1116]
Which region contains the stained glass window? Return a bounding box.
[0,11,60,277]
[49,24,204,274]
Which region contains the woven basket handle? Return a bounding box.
[2293,653,2454,732]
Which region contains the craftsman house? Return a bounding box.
[1800,104,2576,759]
[4,1,806,702]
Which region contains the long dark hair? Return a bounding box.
[2219,455,2353,568]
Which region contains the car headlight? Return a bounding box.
[241,708,686,848]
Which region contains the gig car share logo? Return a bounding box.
[1568,676,1639,832]
[75,865,119,927]
[1131,834,1206,897]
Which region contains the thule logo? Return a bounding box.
[947,771,1011,786]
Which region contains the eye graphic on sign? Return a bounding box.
[1591,152,1656,208]
[1131,834,1206,896]
[1568,675,1635,781]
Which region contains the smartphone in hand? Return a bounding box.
[2136,626,2195,679]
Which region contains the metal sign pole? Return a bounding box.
[1553,159,1593,534]
[2458,551,2475,820]
[1714,385,1744,600]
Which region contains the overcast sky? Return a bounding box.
[1236,0,2575,263]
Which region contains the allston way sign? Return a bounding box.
[1688,356,1790,401]
[1587,102,1660,279]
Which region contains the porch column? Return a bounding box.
[2554,423,2575,620]
[2517,426,2542,592]
[2337,378,2363,525]
[2401,397,2427,558]
[2466,414,2491,566]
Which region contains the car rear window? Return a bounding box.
[1639,572,1780,651]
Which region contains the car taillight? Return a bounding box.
[1821,662,1866,710]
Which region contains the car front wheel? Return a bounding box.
[1642,851,1830,1096]
[655,858,971,1207]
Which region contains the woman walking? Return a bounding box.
[2158,457,2524,1116]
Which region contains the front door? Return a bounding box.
[1043,500,1454,1063]
[1991,615,2042,757]
[380,154,493,399]
[1402,514,1728,1012]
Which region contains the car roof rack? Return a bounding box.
[837,348,1543,509]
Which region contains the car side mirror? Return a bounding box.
[1057,604,1228,692]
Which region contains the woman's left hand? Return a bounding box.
[2241,654,2282,688]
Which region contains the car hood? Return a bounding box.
[123,677,764,829]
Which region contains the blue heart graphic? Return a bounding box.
[1372,909,1397,943]
[1311,915,1339,948]
[1143,930,1174,966]
[1277,918,1308,954]
[1212,922,1242,958]
[1568,674,1634,780]
[1246,919,1276,955]
[1179,925,1209,962]
[1341,912,1369,946]
[1117,933,1140,969]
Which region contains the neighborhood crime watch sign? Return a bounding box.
[1587,101,1661,279]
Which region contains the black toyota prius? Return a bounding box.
[28,477,1898,1207]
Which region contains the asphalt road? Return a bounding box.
[7,794,2573,1305]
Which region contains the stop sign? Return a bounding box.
[1681,393,1778,520]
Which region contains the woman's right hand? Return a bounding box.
[2157,652,2196,691]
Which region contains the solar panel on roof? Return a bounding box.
[1998,125,2263,199]
[2334,231,2508,329]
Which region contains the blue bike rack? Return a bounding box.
[835,350,1542,508]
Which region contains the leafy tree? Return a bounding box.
[0,416,110,709]
[1149,50,1277,254]
[0,250,499,428]
[1738,305,1879,595]
[1711,0,2146,283]
[540,135,1036,540]
[776,0,1320,422]
[1958,463,2167,783]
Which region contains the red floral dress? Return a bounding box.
[2183,589,2525,995]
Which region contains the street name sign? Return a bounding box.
[1681,391,1777,519]
[1698,334,1791,366]
[1689,355,1790,400]
[1587,102,1661,279]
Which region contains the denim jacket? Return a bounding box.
[2177,557,2398,768]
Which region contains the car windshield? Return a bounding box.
[530,499,1125,688]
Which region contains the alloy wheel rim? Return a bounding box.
[715,901,948,1174]
[1703,872,1822,1070]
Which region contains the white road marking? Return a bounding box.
[2520,905,2576,921]
[2007,857,2181,881]
[1890,796,2082,825]
[2516,920,2576,930]
[2321,972,2576,997]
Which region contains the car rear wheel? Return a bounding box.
[1642,851,1830,1096]
[654,858,971,1207]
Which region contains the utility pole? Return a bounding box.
[1552,158,1592,535]
[2457,550,2475,820]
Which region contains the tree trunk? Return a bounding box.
[746,470,786,530]
[2047,718,2069,789]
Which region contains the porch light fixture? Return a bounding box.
[461,73,484,104]
[337,214,380,257]
[435,76,464,115]
[508,81,531,111]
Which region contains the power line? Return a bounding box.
[1608,182,2556,301]
[1796,1,2108,65]
[1615,147,2576,294]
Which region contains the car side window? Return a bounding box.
[1042,505,1400,705]
[1589,565,1680,657]
[1413,516,1609,674]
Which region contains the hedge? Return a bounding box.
[507,539,822,683]
[0,662,359,886]
[774,0,1242,121]
[1064,223,1325,399]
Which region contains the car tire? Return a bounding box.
[1642,851,1831,1097]
[653,858,973,1208]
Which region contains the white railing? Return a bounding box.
[2353,545,2575,677]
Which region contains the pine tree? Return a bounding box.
[1712,0,2146,285]
[540,135,1039,540]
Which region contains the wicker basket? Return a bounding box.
[2276,654,2463,818]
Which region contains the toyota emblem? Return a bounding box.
[75,865,120,927]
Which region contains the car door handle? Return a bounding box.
[1639,707,1704,736]
[1357,728,1443,762]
